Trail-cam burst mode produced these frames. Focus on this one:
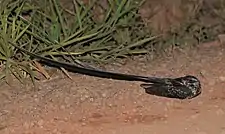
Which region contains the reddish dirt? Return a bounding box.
[0,42,225,134]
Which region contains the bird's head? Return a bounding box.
[176,75,201,98]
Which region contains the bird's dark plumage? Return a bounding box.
[140,75,201,99]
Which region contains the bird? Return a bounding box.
[140,75,201,99]
[9,41,201,99]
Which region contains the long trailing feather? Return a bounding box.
[9,41,165,83]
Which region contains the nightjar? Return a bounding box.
[140,75,201,99]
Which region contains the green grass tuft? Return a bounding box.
[0,0,224,84]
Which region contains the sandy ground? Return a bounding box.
[0,41,225,134]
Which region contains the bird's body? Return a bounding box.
[140,75,201,99]
[9,42,202,99]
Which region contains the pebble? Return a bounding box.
[219,76,225,82]
[80,97,86,101]
[102,93,107,98]
[108,103,113,107]
[89,97,94,102]
[84,95,89,98]
[60,105,65,110]
[81,122,86,126]
[34,98,39,102]
[37,119,44,128]
[190,113,199,119]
